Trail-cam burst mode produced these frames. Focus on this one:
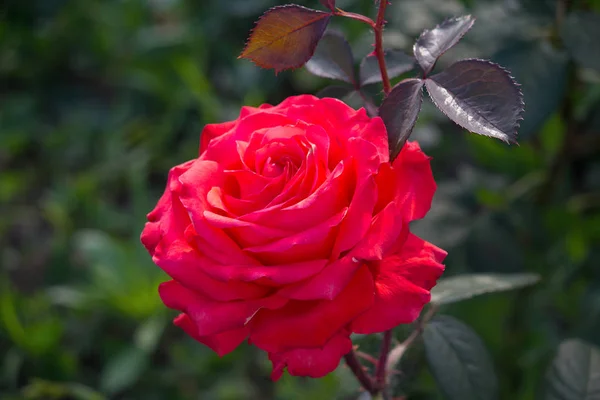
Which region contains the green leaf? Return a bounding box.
[100,347,148,394]
[561,11,600,72]
[134,314,167,353]
[239,5,332,73]
[430,273,540,305]
[545,339,600,400]
[423,315,498,400]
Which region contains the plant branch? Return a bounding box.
[374,1,391,95]
[356,350,379,365]
[385,304,438,372]
[376,330,392,387]
[336,2,391,95]
[334,9,376,28]
[344,350,377,395]
[375,330,393,399]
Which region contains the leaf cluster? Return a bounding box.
[240,5,524,160]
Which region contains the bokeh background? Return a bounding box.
[1,0,599,398]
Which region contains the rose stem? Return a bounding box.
[334,1,392,96]
[384,304,439,373]
[374,1,391,95]
[375,329,393,398]
[344,351,377,395]
[333,10,376,28]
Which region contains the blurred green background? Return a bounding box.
[1,0,599,399]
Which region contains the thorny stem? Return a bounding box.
[376,331,393,386]
[335,1,392,95]
[344,350,377,395]
[345,305,438,398]
[376,330,393,399]
[385,305,438,373]
[333,9,376,28]
[374,1,391,95]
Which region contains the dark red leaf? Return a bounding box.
[319,0,336,11]
[315,85,353,99]
[414,15,475,76]
[305,31,355,84]
[239,5,332,73]
[425,59,524,143]
[360,49,415,86]
[378,78,424,161]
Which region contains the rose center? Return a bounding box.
[261,155,298,177]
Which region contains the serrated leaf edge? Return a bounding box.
[413,15,476,75]
[239,4,332,73]
[425,58,524,144]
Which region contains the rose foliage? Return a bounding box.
[141,95,446,379]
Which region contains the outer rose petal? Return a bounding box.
[279,202,407,301]
[392,141,436,221]
[249,266,374,353]
[159,280,287,336]
[199,120,235,155]
[269,332,352,380]
[351,233,446,334]
[174,313,248,356]
[152,236,269,301]
[141,160,195,254]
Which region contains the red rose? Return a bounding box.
[141,95,446,379]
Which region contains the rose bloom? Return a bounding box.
[141,95,446,379]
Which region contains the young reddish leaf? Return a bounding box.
[360,49,415,86]
[239,5,332,73]
[378,78,424,161]
[425,59,524,144]
[306,31,356,85]
[414,15,475,76]
[319,0,336,11]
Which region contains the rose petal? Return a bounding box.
[244,207,347,264]
[268,331,352,380]
[141,160,195,254]
[331,174,377,258]
[199,120,236,156]
[174,313,248,356]
[249,265,374,353]
[279,96,388,166]
[159,280,287,336]
[352,201,408,261]
[203,210,292,247]
[240,161,349,232]
[392,141,436,221]
[200,259,329,285]
[153,236,269,301]
[276,254,362,300]
[278,201,407,300]
[351,233,446,333]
